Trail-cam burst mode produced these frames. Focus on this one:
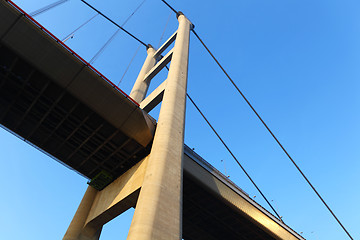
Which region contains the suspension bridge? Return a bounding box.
[0,0,357,239]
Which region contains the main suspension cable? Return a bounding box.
[89,0,147,64]
[30,0,69,17]
[158,0,354,239]
[80,0,147,47]
[187,93,284,222]
[160,0,177,14]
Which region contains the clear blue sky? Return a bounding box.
[1,0,359,239]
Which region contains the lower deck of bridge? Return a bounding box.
[183,173,276,240]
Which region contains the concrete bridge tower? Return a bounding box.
[63,12,193,240]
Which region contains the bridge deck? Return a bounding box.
[0,0,155,187]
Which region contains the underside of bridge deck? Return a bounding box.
[0,43,152,186]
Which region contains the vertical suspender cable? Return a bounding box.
[118,45,141,86]
[121,0,147,27]
[89,29,120,64]
[157,12,172,48]
[62,13,99,42]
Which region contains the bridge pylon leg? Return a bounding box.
[63,186,102,240]
[126,13,192,240]
[129,46,156,103]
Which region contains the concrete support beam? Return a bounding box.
[140,79,167,112]
[63,157,149,240]
[143,48,173,83]
[84,157,148,229]
[154,31,177,58]
[127,14,192,240]
[129,46,156,103]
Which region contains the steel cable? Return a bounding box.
[163,61,282,221]
[80,0,147,47]
[157,12,172,48]
[30,0,69,17]
[118,44,141,86]
[90,29,120,64]
[186,93,284,223]
[122,0,147,27]
[89,0,147,64]
[61,13,99,42]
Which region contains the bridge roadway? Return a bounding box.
[0,1,304,239]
